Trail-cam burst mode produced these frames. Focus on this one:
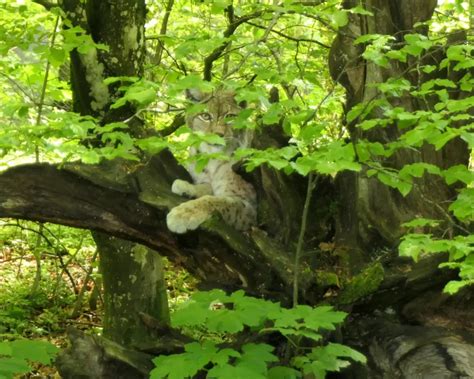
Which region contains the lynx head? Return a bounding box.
[186,88,251,153]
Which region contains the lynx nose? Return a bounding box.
[213,123,227,137]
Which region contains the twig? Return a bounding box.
[35,14,60,162]
[245,21,330,48]
[154,0,175,66]
[0,72,38,105]
[293,173,317,307]
[203,10,266,80]
[71,249,99,318]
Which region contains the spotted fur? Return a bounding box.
[166,89,256,234]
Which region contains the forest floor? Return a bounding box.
[0,221,196,378]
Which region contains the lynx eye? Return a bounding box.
[199,112,212,121]
[224,113,238,122]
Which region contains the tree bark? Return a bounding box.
[327,1,474,376]
[329,0,470,259]
[45,1,170,377]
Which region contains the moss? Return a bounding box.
[315,271,340,288]
[336,262,385,305]
[132,244,148,268]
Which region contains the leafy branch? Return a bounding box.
[203,10,265,81]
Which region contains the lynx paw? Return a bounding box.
[171,179,213,198]
[171,179,193,197]
[166,202,211,234]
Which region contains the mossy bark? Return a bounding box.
[54,1,169,377]
[329,0,470,264]
[95,234,169,347]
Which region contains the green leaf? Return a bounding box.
[332,10,349,28]
[262,103,283,125]
[449,188,474,221]
[293,343,365,378]
[0,357,30,378]
[443,165,474,185]
[385,49,407,62]
[0,343,12,357]
[443,280,472,295]
[9,340,58,365]
[399,234,453,261]
[206,310,245,333]
[349,5,373,16]
[376,170,412,196]
[48,47,67,66]
[240,343,277,365]
[136,137,168,154]
[267,366,301,379]
[402,218,440,228]
[354,34,384,44]
[207,364,266,379]
[303,306,347,331]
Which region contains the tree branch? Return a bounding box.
[245,21,330,48]
[203,11,264,81]
[154,0,175,66]
[32,0,55,10]
[0,157,296,296]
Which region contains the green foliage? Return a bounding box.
[151,290,365,379]
[0,221,97,336]
[351,23,474,293]
[0,339,58,378]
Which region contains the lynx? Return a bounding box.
[166,89,257,234]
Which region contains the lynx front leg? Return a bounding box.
[171,179,212,198]
[166,195,255,234]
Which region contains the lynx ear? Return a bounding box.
[185,88,207,102]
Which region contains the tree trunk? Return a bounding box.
[330,0,470,257]
[49,1,169,377]
[94,233,169,347]
[328,1,474,377]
